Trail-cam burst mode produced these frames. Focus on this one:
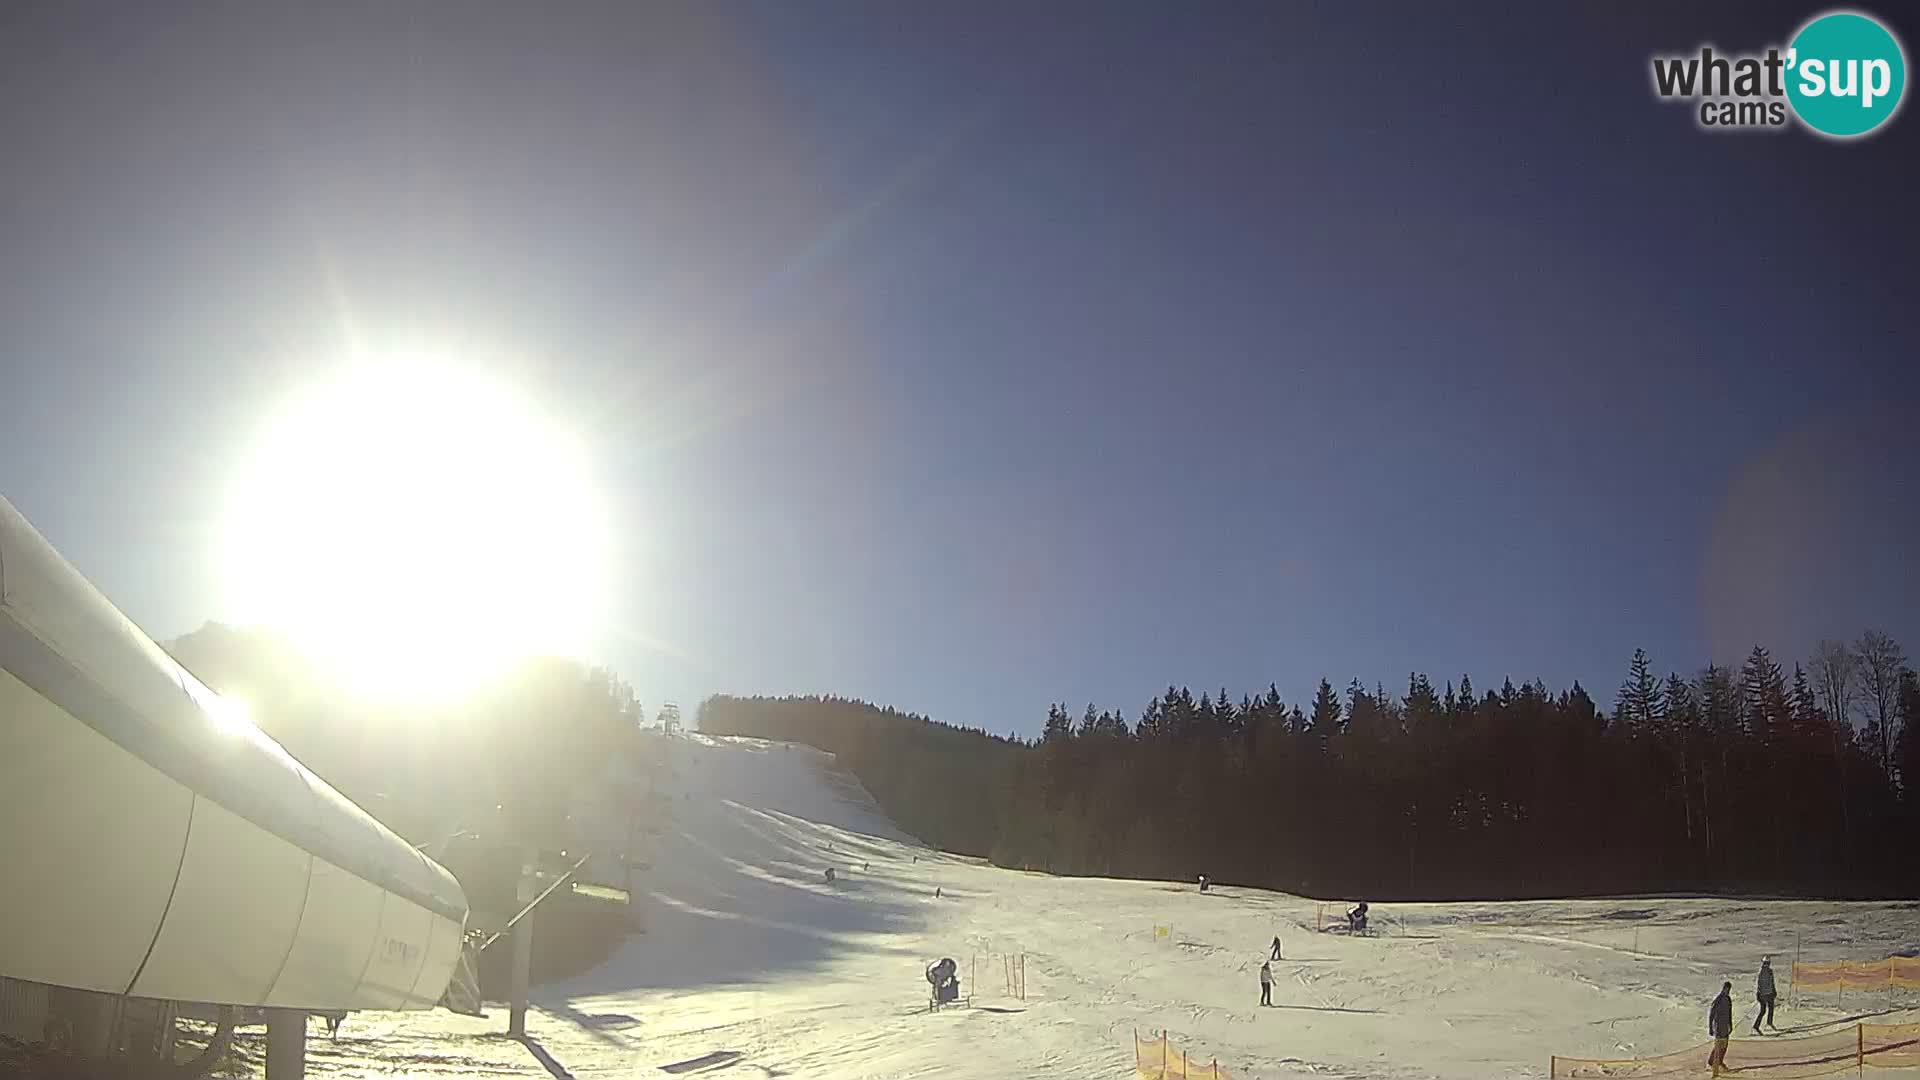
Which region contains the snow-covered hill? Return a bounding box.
[281,733,1919,1079]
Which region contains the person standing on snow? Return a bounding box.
[1259,960,1273,1006]
[1270,935,1283,961]
[1708,981,1734,1075]
[1753,958,1778,1033]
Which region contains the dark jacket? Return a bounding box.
[1709,992,1733,1038]
[1757,964,1776,998]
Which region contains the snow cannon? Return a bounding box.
[926,957,961,1008]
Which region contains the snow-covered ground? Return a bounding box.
[271,733,1919,1079]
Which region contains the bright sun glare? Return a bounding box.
[222,361,608,697]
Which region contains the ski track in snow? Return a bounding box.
[283,733,1918,1079]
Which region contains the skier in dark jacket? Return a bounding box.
[1753,957,1778,1033]
[1708,982,1734,1075]
[1270,935,1283,961]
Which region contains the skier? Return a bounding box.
[824,867,836,884]
[1199,874,1210,893]
[1259,960,1273,1007]
[1347,901,1370,935]
[1753,957,1778,1034]
[1708,981,1734,1075]
[1269,935,1283,961]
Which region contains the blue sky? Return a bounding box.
[2,2,1915,737]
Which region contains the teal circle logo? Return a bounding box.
[1786,11,1907,138]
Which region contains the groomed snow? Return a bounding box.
[282,733,1920,1079]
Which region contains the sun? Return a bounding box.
[221,360,610,698]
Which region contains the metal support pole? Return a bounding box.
[509,916,534,1037]
[81,991,117,1059]
[1793,930,1801,1009]
[265,1009,306,1080]
[157,1001,177,1063]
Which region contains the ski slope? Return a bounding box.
[278,733,1919,1079]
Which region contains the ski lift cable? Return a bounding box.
[480,850,595,951]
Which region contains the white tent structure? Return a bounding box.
[0,495,469,1074]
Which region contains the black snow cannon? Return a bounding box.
[1347,901,1370,935]
[926,957,961,1009]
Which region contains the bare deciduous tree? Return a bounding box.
[1854,630,1906,776]
[1812,639,1857,738]
[1809,638,1858,870]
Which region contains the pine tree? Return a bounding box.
[1169,687,1198,741]
[1217,687,1239,734]
[1789,664,1821,738]
[1664,674,1698,730]
[1665,673,1701,850]
[1561,681,1598,730]
[1308,679,1341,742]
[1042,703,1074,745]
[1197,692,1219,738]
[1345,678,1368,733]
[1406,673,1441,735]
[1375,681,1402,736]
[1698,665,1739,738]
[1740,645,1788,744]
[1263,685,1287,734]
[1694,664,1739,872]
[1137,694,1168,740]
[1615,648,1665,732]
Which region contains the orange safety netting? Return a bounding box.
[1794,956,1920,991]
[1863,1022,1920,1068]
[1549,1023,1920,1078]
[1135,1030,1237,1079]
